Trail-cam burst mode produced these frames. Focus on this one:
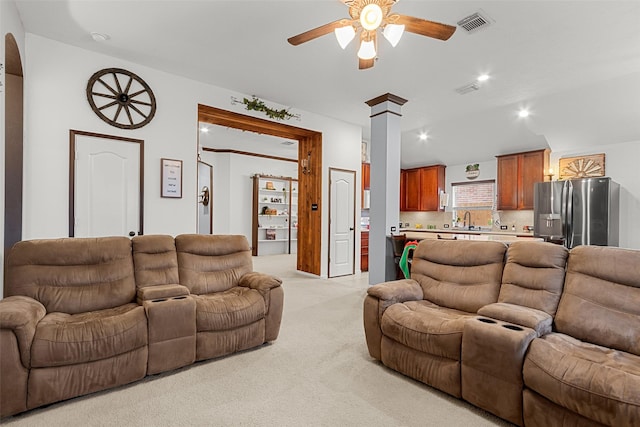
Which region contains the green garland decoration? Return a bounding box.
[243,96,295,121]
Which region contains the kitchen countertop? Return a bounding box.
[398,228,542,242]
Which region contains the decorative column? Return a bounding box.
[366,93,407,285]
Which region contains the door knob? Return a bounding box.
[129,231,136,237]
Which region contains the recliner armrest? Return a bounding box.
[238,272,282,291]
[0,295,46,369]
[136,284,190,304]
[477,302,553,336]
[367,279,424,310]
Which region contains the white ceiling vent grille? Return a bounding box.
[455,82,480,95]
[457,10,494,34]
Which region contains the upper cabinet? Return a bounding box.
[400,165,446,212]
[362,163,370,190]
[496,149,550,210]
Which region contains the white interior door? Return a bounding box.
[329,169,355,277]
[197,161,213,234]
[74,134,141,237]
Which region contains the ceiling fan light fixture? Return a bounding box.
[335,25,356,49]
[360,4,383,31]
[383,24,405,47]
[357,39,377,60]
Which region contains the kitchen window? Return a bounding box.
[451,180,495,228]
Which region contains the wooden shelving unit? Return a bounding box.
[252,174,298,256]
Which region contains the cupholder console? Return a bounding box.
[461,317,537,426]
[143,295,196,375]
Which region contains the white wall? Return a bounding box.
[21,34,361,278]
[200,150,297,243]
[1,1,26,295]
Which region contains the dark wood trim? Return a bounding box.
[327,168,357,278]
[202,147,297,163]
[69,130,144,237]
[4,33,24,270]
[370,110,402,119]
[365,93,408,107]
[198,104,323,276]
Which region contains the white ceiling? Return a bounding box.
[14,0,640,167]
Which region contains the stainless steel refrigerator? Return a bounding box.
[533,177,619,248]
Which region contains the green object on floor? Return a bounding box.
[399,241,418,279]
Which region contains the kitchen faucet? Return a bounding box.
[463,211,471,228]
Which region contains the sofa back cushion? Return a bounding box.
[175,234,252,295]
[410,240,507,313]
[132,235,179,287]
[499,241,568,316]
[555,245,640,355]
[5,237,135,314]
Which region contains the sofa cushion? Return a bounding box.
[176,234,253,295]
[6,237,135,314]
[409,240,507,313]
[132,234,179,288]
[523,333,640,426]
[194,287,265,332]
[555,245,640,355]
[499,241,568,316]
[30,304,147,368]
[381,300,472,360]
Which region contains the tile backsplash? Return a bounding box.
[399,210,535,233]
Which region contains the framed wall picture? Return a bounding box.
[161,158,183,198]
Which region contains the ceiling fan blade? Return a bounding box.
[288,19,351,46]
[395,15,456,40]
[359,57,375,70]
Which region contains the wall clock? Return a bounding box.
[86,68,156,129]
[559,154,605,180]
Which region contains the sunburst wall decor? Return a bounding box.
[559,154,605,180]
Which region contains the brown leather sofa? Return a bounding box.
[364,239,640,427]
[0,234,283,418]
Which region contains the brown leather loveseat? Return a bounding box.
[364,239,640,426]
[0,234,283,418]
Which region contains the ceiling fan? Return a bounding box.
[287,0,456,70]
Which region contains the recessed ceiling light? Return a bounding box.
[518,109,530,118]
[200,127,209,133]
[419,132,428,141]
[477,74,490,82]
[90,32,110,42]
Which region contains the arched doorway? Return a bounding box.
[198,104,322,276]
[4,33,24,256]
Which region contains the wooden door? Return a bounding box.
[419,165,445,211]
[403,168,422,211]
[520,150,545,209]
[497,154,519,210]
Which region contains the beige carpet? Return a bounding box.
[3,254,512,426]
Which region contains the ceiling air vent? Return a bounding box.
[457,10,493,34]
[455,82,480,95]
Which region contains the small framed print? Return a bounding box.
[161,158,182,198]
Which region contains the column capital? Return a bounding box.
[365,93,408,108]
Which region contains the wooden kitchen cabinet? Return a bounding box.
[362,163,370,190]
[400,165,446,212]
[361,231,369,272]
[496,149,549,210]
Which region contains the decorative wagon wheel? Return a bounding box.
[86,68,156,129]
